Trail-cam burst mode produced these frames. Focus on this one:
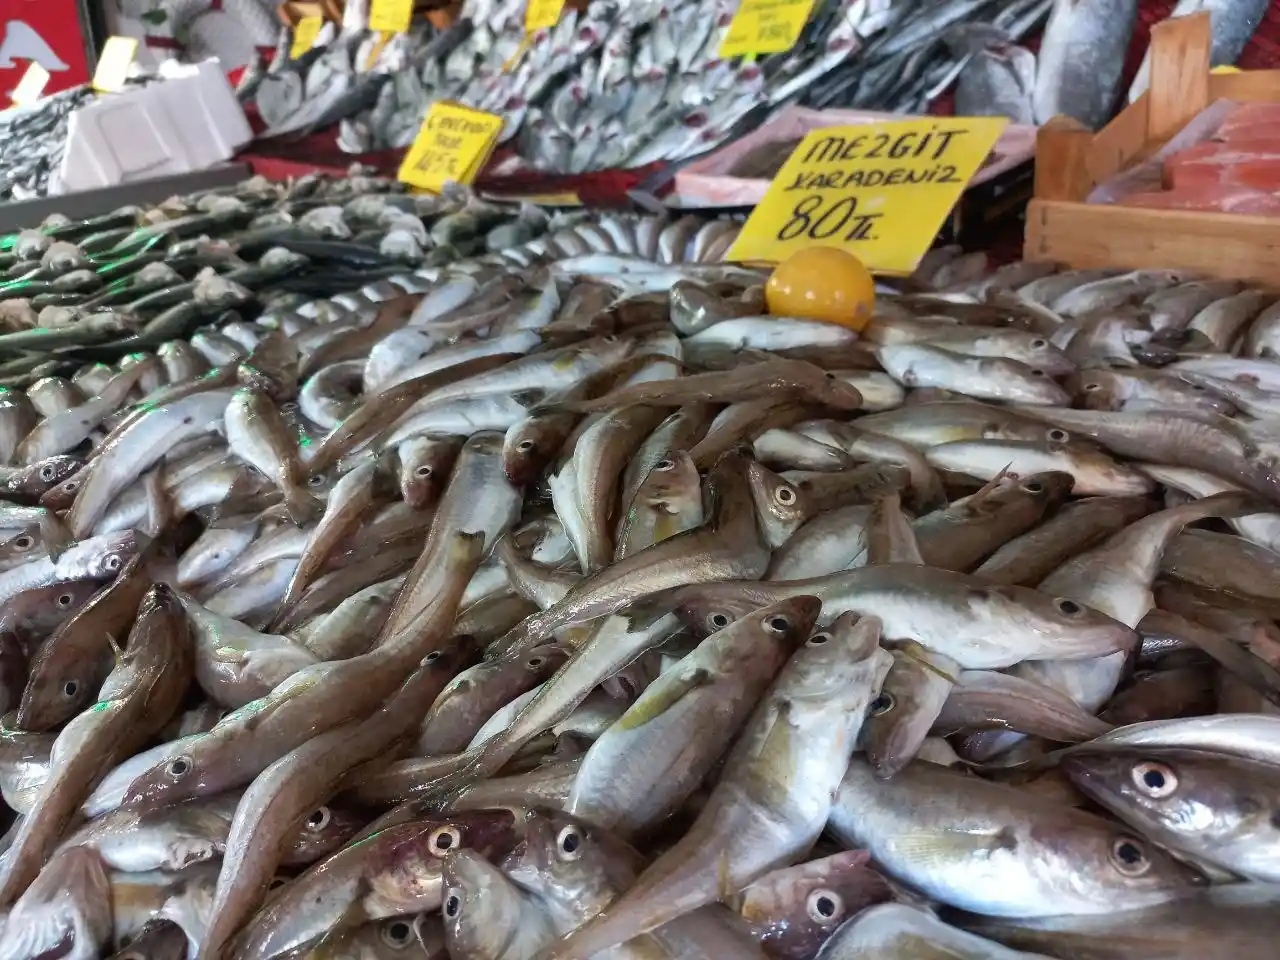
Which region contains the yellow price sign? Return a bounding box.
[720,0,817,59]
[726,117,1008,275]
[291,16,324,59]
[369,0,414,34]
[1211,65,1242,74]
[93,36,139,93]
[398,102,504,193]
[526,0,566,32]
[10,62,50,107]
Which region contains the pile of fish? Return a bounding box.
[0,86,95,202]
[0,175,568,380]
[3,222,1280,959]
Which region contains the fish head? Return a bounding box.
[810,369,865,411]
[708,596,820,673]
[1072,369,1130,410]
[440,848,530,957]
[671,582,785,636]
[785,612,889,709]
[1061,747,1280,849]
[635,450,701,510]
[860,649,941,779]
[746,458,809,548]
[502,810,643,920]
[979,584,1139,661]
[502,415,562,487]
[280,803,368,866]
[10,454,84,500]
[737,850,891,960]
[970,471,1076,517]
[85,530,145,580]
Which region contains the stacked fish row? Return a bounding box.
[1,221,1280,960]
[0,86,96,202]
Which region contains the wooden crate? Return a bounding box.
[1024,12,1280,285]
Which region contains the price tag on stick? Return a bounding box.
[369,0,415,34]
[291,16,324,59]
[93,36,139,92]
[721,0,818,59]
[726,117,1007,275]
[526,0,566,32]
[10,62,49,107]
[398,102,504,194]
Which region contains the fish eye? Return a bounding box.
[1030,369,1046,378]
[167,756,193,779]
[527,655,545,669]
[12,536,31,549]
[807,632,831,646]
[1046,428,1070,442]
[381,920,414,948]
[63,480,79,491]
[556,825,584,860]
[870,693,896,717]
[765,615,791,634]
[1109,837,1151,876]
[1030,339,1047,349]
[414,465,433,477]
[61,680,78,698]
[444,893,461,917]
[1131,762,1178,798]
[268,876,289,890]
[654,458,675,471]
[429,825,462,855]
[806,889,843,924]
[1021,480,1044,494]
[1055,597,1083,617]
[39,465,54,481]
[1084,382,1102,391]
[305,806,331,831]
[281,402,299,414]
[105,556,122,572]
[709,612,730,629]
[517,439,536,452]
[424,650,442,664]
[56,593,74,607]
[775,485,797,505]
[307,474,326,486]
[824,372,836,380]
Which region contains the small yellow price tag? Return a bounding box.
[10,62,50,107]
[526,0,566,32]
[398,102,504,194]
[291,16,324,59]
[720,0,818,59]
[1211,65,1242,75]
[726,117,1008,275]
[369,0,414,34]
[93,36,139,93]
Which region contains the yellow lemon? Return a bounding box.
[764,247,875,331]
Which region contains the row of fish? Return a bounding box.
[1,194,1280,959]
[0,86,94,202]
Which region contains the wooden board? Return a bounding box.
[1026,199,1280,286]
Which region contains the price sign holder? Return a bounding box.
[291,16,324,59]
[526,0,566,32]
[10,63,50,108]
[93,36,139,93]
[721,0,817,59]
[726,117,1007,275]
[398,101,504,194]
[369,0,414,34]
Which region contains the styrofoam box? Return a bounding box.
[54,61,252,196]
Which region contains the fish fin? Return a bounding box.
[36,515,71,561]
[740,699,796,809]
[866,492,924,565]
[958,465,1011,515]
[889,826,1018,867]
[104,632,123,661]
[897,641,960,685]
[615,667,712,732]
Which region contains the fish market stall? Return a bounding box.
[0,141,1276,957]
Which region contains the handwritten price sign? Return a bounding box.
[526,0,566,32]
[726,117,1007,274]
[369,0,414,34]
[398,102,504,194]
[720,0,817,58]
